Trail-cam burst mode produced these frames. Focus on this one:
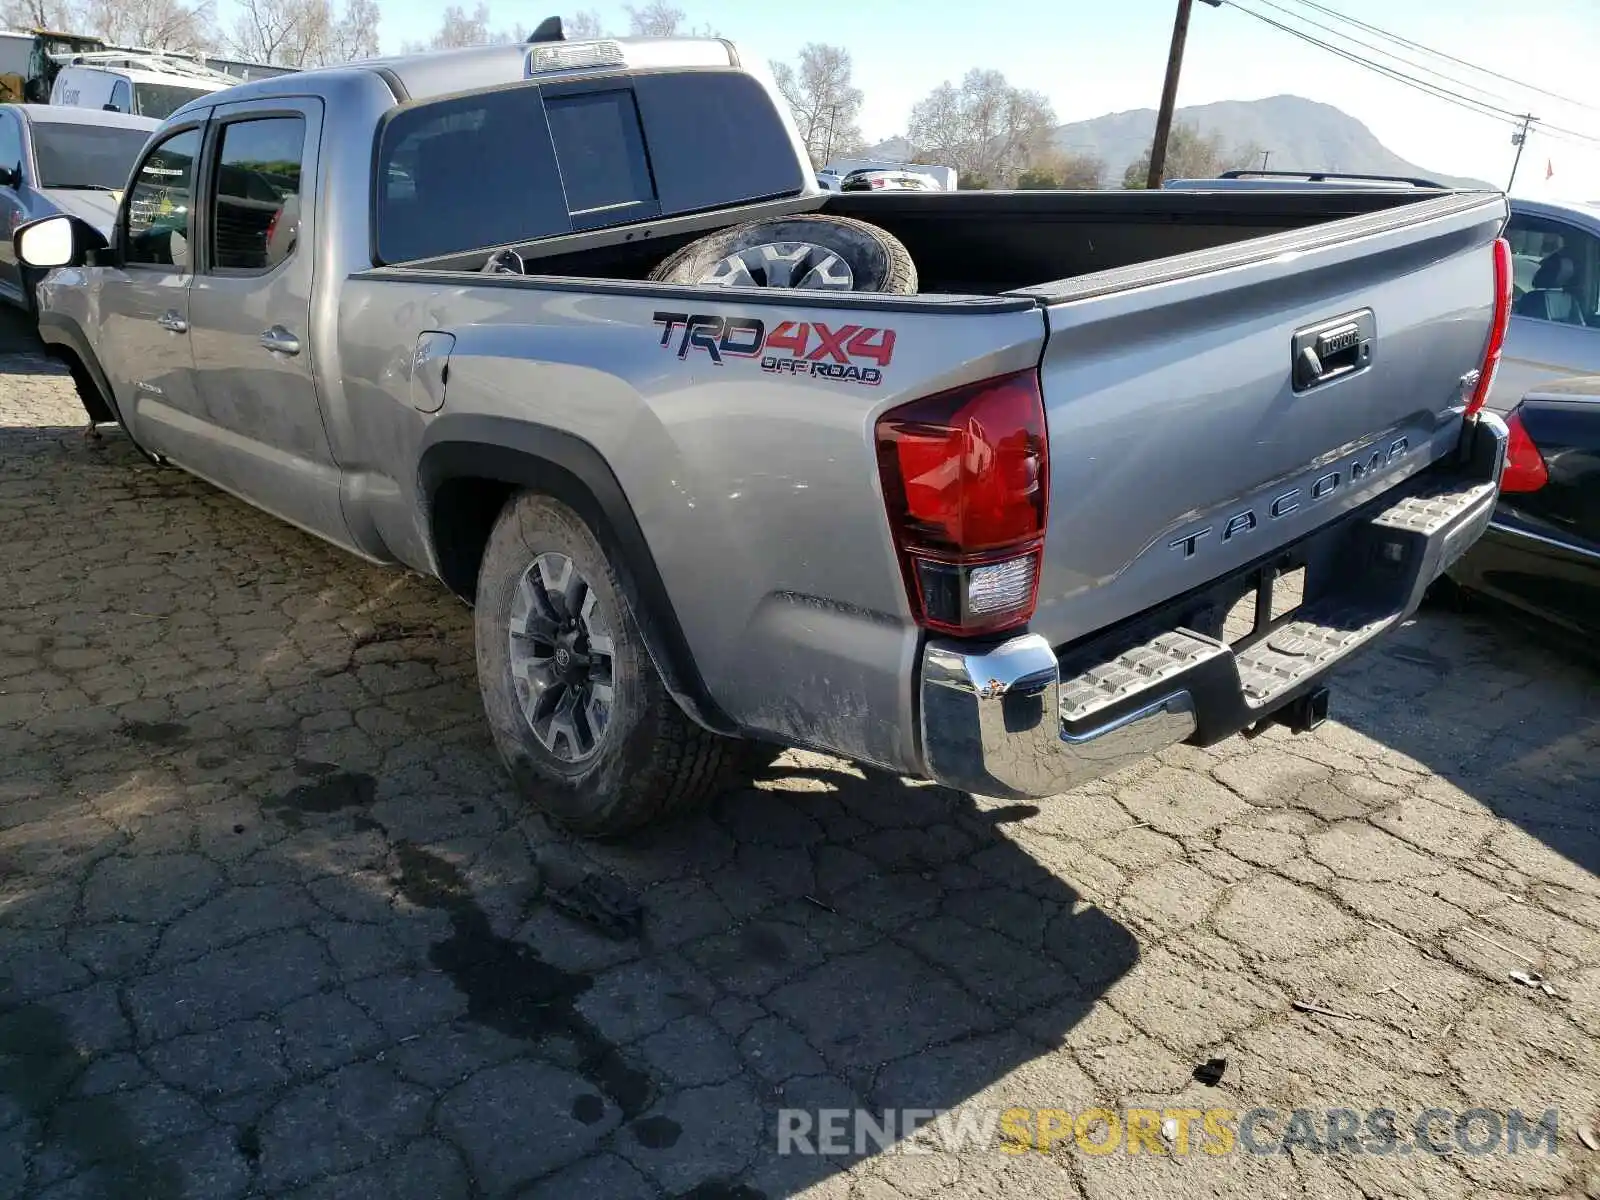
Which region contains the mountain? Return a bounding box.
[864,95,1493,189]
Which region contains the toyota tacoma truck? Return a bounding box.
[17,26,1512,836]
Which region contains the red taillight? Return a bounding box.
[1501,407,1549,493]
[266,207,280,244]
[1466,236,1512,416]
[875,370,1049,635]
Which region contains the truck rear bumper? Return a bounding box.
[919,411,1508,800]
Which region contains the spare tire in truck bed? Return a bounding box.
[650,214,918,294]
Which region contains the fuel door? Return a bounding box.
[409,331,456,414]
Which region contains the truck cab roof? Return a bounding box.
[166,35,743,121]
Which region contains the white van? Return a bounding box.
[50,53,235,120]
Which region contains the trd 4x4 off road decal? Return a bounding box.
[652,312,896,386]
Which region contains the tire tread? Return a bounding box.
[475,491,750,838]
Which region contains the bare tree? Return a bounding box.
[1122,121,1260,187]
[0,0,81,29]
[625,2,680,34]
[564,9,604,38]
[80,0,219,54]
[770,43,864,168]
[403,2,530,51]
[906,69,1057,188]
[327,0,378,60]
[624,2,714,36]
[230,0,377,66]
[429,3,491,48]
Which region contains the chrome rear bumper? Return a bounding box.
[918,411,1508,799]
[920,635,1200,798]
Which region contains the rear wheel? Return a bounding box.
[474,491,747,837]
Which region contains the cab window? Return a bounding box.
[0,115,20,186]
[373,70,804,263]
[109,79,131,113]
[1505,213,1600,328]
[208,116,305,272]
[124,128,200,269]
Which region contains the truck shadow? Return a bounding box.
[1328,605,1599,881]
[0,424,1139,1197]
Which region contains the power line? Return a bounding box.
[1220,3,1524,125]
[1242,0,1522,110]
[1220,1,1600,147]
[1281,0,1600,114]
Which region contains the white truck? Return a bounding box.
[49,51,239,120]
[824,157,958,191]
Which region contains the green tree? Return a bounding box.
[1124,121,1262,188]
[1016,150,1105,190]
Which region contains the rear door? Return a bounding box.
[1027,193,1507,649]
[184,96,348,545]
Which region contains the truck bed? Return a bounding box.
[398,186,1461,298]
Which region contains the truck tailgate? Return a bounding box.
[1025,191,1508,649]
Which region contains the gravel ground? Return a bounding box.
[1,311,1597,1199]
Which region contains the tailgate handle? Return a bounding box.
[1292,309,1374,392]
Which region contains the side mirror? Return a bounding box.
[14,214,106,269]
[0,165,18,189]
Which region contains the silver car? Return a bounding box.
[1491,197,1600,412]
[0,103,159,311]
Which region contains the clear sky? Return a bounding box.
[278,0,1600,198]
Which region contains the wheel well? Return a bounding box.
[40,339,115,424]
[430,476,518,602]
[428,460,613,605]
[420,434,740,736]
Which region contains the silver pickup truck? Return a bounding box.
[17,31,1513,836]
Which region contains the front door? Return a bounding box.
[184,97,348,545]
[96,121,205,453]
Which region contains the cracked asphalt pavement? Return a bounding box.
[1,311,1598,1200]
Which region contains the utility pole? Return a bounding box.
[822,103,840,167]
[1507,114,1536,193]
[1146,0,1220,189]
[1260,149,1272,170]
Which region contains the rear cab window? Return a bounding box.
[209,116,306,272]
[373,69,805,264]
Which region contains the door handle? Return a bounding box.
[1291,309,1375,392]
[156,310,187,334]
[259,326,300,356]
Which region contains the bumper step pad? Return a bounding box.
[1234,600,1392,704]
[1058,629,1226,725]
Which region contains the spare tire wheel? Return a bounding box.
[649,214,917,295]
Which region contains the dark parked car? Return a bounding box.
[0,103,158,311]
[1445,375,1600,640]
